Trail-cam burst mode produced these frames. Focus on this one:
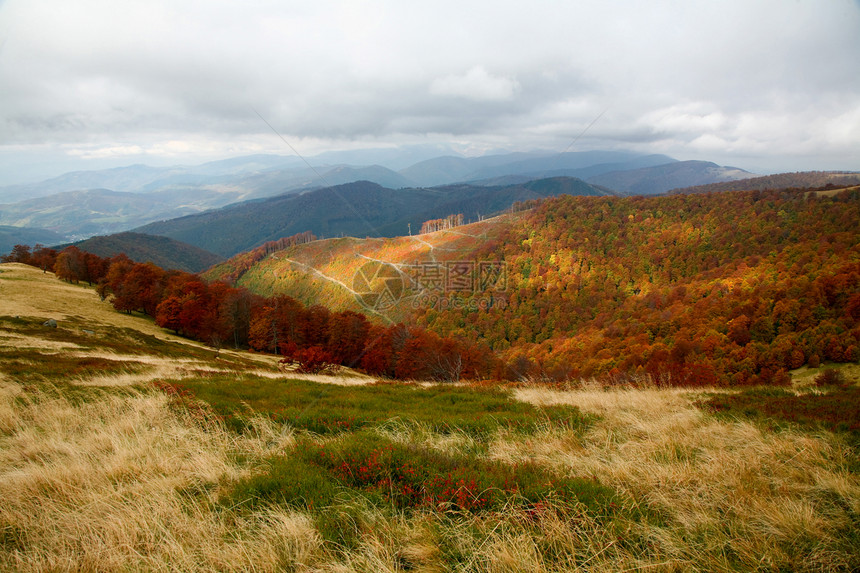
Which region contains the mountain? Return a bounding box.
[136,177,612,257]
[0,156,308,203]
[68,232,223,273]
[466,151,678,183]
[398,156,483,187]
[0,153,418,206]
[585,160,756,195]
[310,143,461,170]
[0,162,414,240]
[399,150,677,187]
[0,165,175,203]
[0,225,66,256]
[267,164,415,194]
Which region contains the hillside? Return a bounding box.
[138,177,611,257]
[0,225,65,256]
[204,214,516,321]
[420,187,860,383]
[2,261,859,571]
[669,171,860,194]
[210,185,860,386]
[69,232,223,273]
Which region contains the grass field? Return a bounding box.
[1,262,859,571]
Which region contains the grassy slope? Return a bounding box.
[1,262,859,571]
[205,214,516,322]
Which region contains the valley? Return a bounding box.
[1,155,859,573]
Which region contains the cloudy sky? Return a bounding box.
[0,0,858,184]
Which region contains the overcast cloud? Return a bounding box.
[0,0,858,184]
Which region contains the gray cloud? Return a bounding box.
[0,0,858,182]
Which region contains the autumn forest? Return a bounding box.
[4,185,859,388]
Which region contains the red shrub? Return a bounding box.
[295,346,339,374]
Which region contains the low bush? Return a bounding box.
[698,384,860,439]
[815,368,847,387]
[225,431,623,548]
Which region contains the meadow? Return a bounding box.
[1,262,859,571]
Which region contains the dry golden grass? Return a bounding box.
[0,263,270,369]
[507,386,860,571]
[0,263,166,336]
[0,382,327,572]
[2,379,858,571]
[0,330,81,351]
[0,262,372,386]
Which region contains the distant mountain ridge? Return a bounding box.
[668,171,860,195]
[399,151,677,187]
[0,149,761,245]
[135,177,612,257]
[587,160,756,195]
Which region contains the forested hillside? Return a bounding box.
[418,187,860,384]
[211,186,860,385]
[8,185,860,387]
[66,232,223,273]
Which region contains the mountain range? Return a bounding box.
[0,149,755,245]
[135,177,611,257]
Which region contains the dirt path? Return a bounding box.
[270,255,360,295]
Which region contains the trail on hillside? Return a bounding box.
[270,254,395,321]
[271,255,360,296]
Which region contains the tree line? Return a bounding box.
[208,231,317,284]
[420,214,464,234]
[2,242,495,382]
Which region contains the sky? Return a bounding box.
[0,0,858,185]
